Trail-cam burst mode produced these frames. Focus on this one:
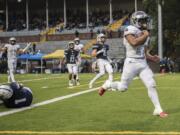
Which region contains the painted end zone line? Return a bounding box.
[0,131,180,135]
[0,87,99,117]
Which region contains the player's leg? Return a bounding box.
[105,61,113,82]
[99,59,138,95]
[73,64,78,85]
[7,70,11,83]
[8,60,16,83]
[139,67,168,117]
[89,59,105,88]
[67,64,73,86]
[76,57,81,84]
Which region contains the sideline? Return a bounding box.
[0,131,179,135]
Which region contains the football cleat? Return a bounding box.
[153,109,168,118]
[159,112,168,118]
[69,81,73,87]
[76,80,80,86]
[98,87,106,96]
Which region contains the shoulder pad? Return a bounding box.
[124,25,139,36]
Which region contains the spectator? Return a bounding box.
[32,43,36,54]
[75,30,79,37]
[90,29,94,39]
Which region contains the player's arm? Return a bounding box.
[0,46,7,52]
[145,47,160,63]
[61,57,66,65]
[75,52,80,64]
[62,50,68,64]
[91,49,98,57]
[0,47,5,52]
[125,30,149,46]
[91,45,104,57]
[18,43,32,53]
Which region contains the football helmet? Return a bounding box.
[131,11,150,29]
[74,38,80,45]
[0,85,13,99]
[9,37,16,45]
[68,41,75,49]
[97,33,106,43]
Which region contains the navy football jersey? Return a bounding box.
[3,87,33,108]
[64,49,79,64]
[92,43,109,60]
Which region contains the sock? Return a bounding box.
[90,73,103,85]
[108,73,113,82]
[148,87,163,112]
[9,70,15,82]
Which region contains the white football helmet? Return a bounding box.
[9,37,16,45]
[68,41,75,49]
[97,33,106,43]
[0,85,13,99]
[131,11,150,29]
[74,37,80,45]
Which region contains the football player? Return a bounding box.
[64,41,79,87]
[98,11,168,118]
[0,37,31,83]
[0,82,33,108]
[74,37,85,85]
[89,33,113,88]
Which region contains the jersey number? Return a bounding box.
[70,55,75,63]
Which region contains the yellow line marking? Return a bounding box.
[0,131,180,135]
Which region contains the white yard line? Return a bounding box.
[0,76,64,85]
[0,87,99,117]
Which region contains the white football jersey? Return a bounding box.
[4,44,20,60]
[123,25,150,58]
[74,44,84,52]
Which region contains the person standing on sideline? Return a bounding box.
[0,37,31,83]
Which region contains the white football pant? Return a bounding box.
[67,64,78,75]
[90,59,113,86]
[107,58,163,112]
[8,60,16,83]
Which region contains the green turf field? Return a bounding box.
[0,73,180,135]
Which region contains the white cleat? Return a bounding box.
[153,109,168,118]
[69,81,73,87]
[76,81,80,86]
